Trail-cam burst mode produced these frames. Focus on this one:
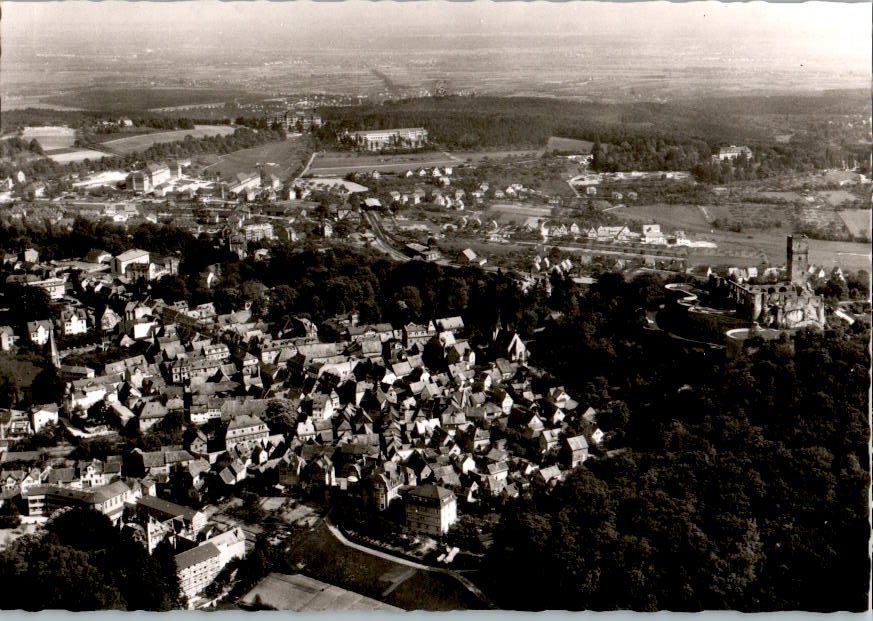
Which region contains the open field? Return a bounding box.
[453,149,543,163]
[47,148,112,163]
[21,125,75,150]
[101,125,236,154]
[488,202,552,226]
[241,573,401,612]
[545,136,595,153]
[283,521,484,611]
[611,203,717,232]
[818,190,857,206]
[838,209,872,238]
[608,202,871,270]
[203,136,311,181]
[807,239,872,272]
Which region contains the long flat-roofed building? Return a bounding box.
[351,128,428,151]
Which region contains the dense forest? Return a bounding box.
[481,278,871,611]
[0,220,869,611]
[0,508,185,610]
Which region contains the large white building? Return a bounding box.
[242,223,274,242]
[351,128,428,151]
[112,249,150,275]
[130,163,177,193]
[175,528,246,602]
[716,145,753,161]
[226,172,261,197]
[28,277,67,301]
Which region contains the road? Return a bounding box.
[322,516,496,609]
[296,150,318,180]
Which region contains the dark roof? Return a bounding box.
[407,483,455,503]
[137,494,200,521]
[175,542,220,570]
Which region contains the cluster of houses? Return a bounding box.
[1,245,612,594]
[538,222,716,249]
[1,247,186,353]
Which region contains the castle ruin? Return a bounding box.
[711,234,825,329]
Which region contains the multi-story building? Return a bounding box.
[242,223,274,242]
[60,308,89,336]
[225,414,270,452]
[716,145,753,161]
[351,128,428,151]
[111,249,150,276]
[225,172,261,197]
[24,480,139,524]
[175,542,222,601]
[175,528,247,602]
[404,484,457,535]
[130,163,173,193]
[136,494,208,534]
[28,277,67,301]
[27,320,53,346]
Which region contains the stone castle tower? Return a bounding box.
[787,234,809,286]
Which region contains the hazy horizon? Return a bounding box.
[2,1,870,103]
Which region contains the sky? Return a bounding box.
[1,0,869,95]
[2,1,870,56]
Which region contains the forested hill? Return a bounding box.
[481,280,871,611]
[317,91,870,147]
[316,93,872,174]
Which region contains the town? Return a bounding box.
[0,0,870,614]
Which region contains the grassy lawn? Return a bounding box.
[283,521,485,611]
[203,135,312,181]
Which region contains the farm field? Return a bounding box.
[203,136,312,181]
[807,239,872,272]
[838,209,872,238]
[453,149,543,163]
[488,203,552,226]
[610,203,713,232]
[545,136,595,153]
[100,125,236,154]
[41,87,259,112]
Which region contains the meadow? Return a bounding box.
[837,209,872,239]
[203,136,312,180]
[100,125,236,154]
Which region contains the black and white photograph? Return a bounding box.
[0,0,870,613]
